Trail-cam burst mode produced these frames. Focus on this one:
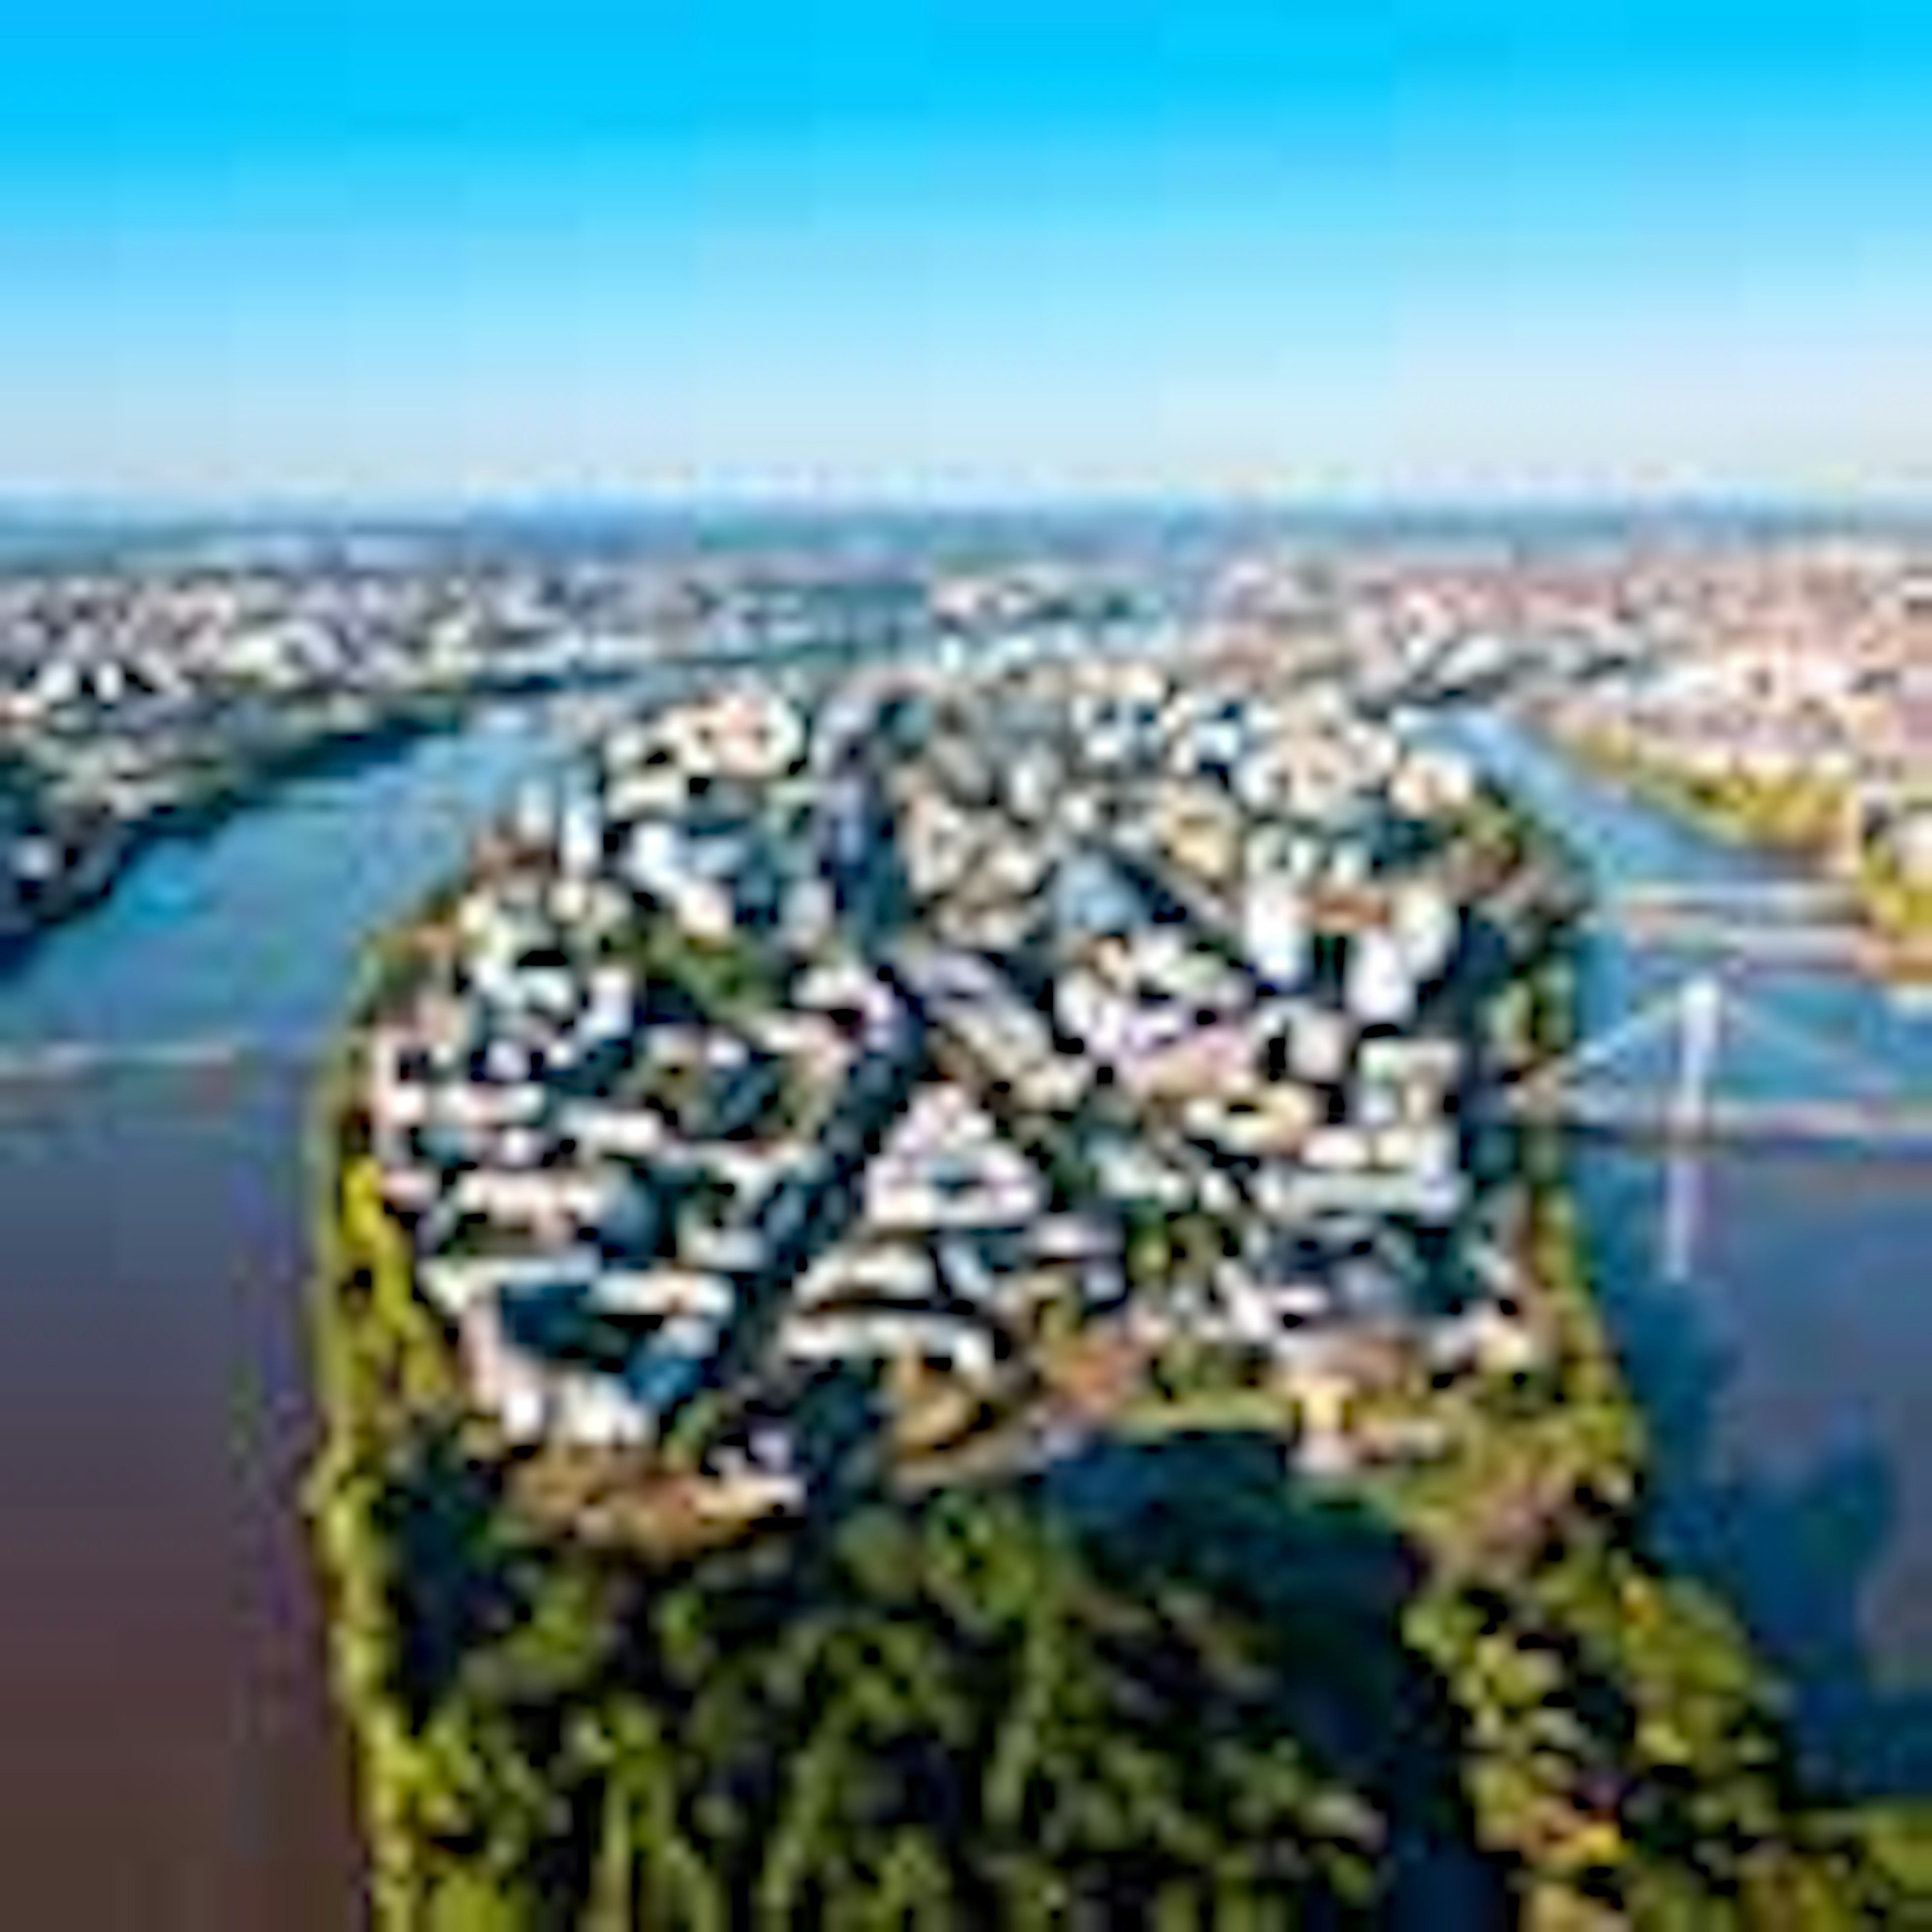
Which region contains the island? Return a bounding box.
[308,654,1903,1926]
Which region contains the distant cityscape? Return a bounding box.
[6,513,1926,965]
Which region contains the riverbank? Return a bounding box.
[1,693,467,975]
[1549,716,1932,985]
[0,663,654,980]
[1359,810,1914,1921]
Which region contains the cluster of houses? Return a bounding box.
[358,657,1549,1490]
[875,663,1543,1422]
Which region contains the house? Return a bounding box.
[862,1083,1044,1232]
[1244,873,1311,989]
[564,1099,673,1163]
[908,948,1089,1109]
[1888,804,1932,883]
[422,1246,608,1320]
[1427,1302,1543,1381]
[1346,929,1419,1025]
[451,1167,637,1247]
[780,1306,1000,1383]
[585,1267,735,1322]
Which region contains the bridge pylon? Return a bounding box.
[1671,976,1725,1142]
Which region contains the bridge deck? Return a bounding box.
[1588,909,1874,961]
[0,1036,309,1086]
[1510,1090,1932,1148]
[1610,880,1855,911]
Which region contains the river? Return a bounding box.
[0,698,1927,1930]
[0,705,569,1929]
[1457,713,1932,1795]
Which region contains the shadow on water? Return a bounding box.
[1577,1155,1932,1797]
[1041,1431,1512,1927]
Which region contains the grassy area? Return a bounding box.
[1860,842,1932,961]
[1838,1803,1932,1894]
[1113,1384,1300,1441]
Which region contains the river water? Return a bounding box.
[0,699,1927,1930]
[0,707,567,1930]
[1457,714,1932,1794]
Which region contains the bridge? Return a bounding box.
[1590,878,1880,967]
[0,1033,312,1090]
[1609,879,1858,917]
[1507,973,1932,1149]
[1507,969,1931,1279]
[1514,1085,1932,1147]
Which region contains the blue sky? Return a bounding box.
[5,0,1932,502]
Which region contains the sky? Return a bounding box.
[5,0,1932,504]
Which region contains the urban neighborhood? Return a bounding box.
[347,655,1568,1523]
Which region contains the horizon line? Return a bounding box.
[8,487,1932,529]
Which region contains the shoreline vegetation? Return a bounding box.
[0,690,465,969]
[1552,720,1932,986]
[304,770,1917,1927]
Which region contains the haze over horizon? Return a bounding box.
[7,1,1932,505]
